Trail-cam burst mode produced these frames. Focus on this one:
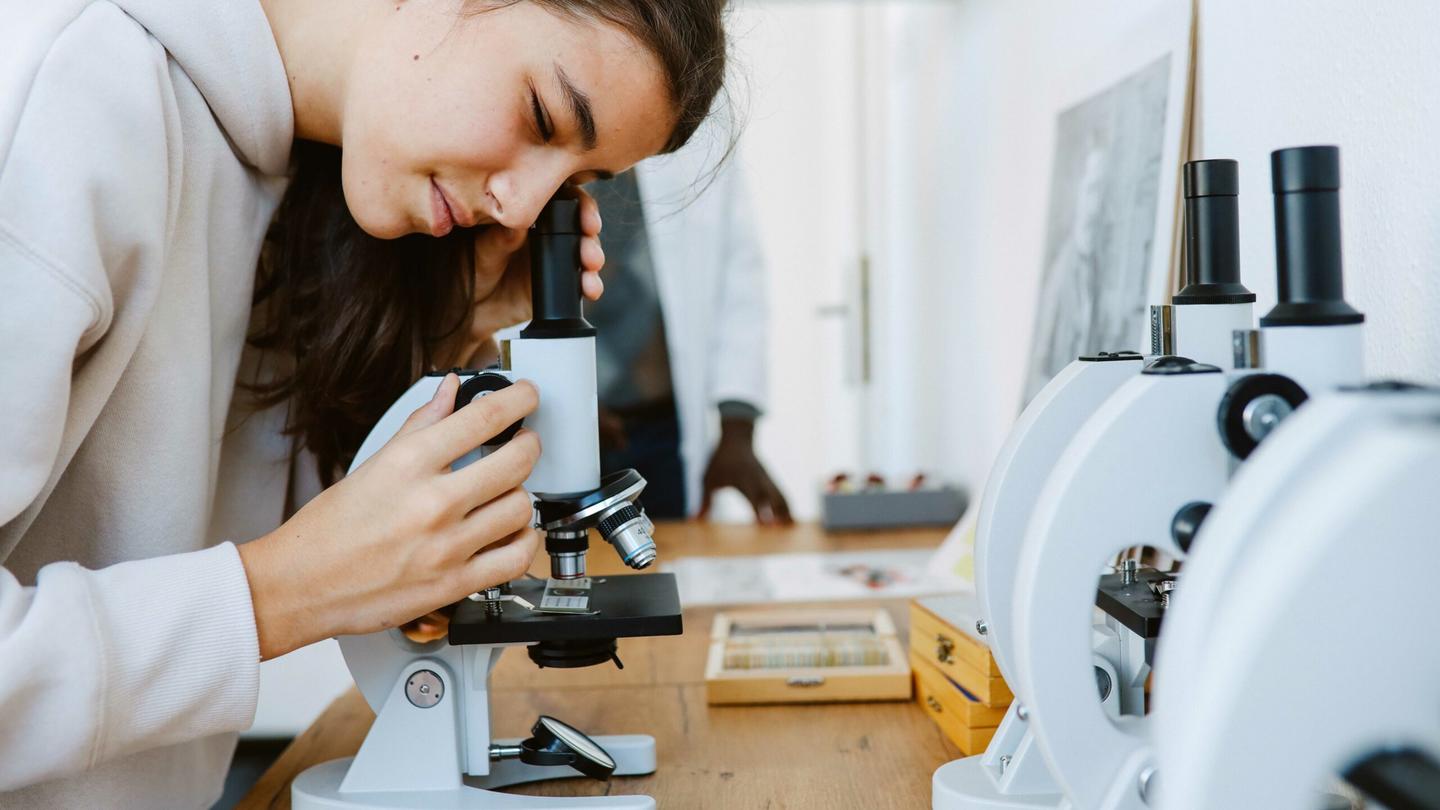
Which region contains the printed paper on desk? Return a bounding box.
[666,548,964,607]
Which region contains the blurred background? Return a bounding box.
[726,0,1440,523]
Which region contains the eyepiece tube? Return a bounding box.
[522,197,595,338]
[1261,146,1364,326]
[1174,159,1254,304]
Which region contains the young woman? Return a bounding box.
[0,0,727,805]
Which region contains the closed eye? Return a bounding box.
[528,81,553,142]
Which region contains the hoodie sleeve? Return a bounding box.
[0,5,260,790]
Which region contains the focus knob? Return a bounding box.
[455,372,523,447]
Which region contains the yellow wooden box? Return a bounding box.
[705,608,912,705]
[909,595,1011,706]
[912,654,1003,755]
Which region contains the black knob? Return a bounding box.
[519,715,617,780]
[521,197,596,339]
[1261,146,1364,327]
[1174,159,1254,305]
[1171,501,1212,554]
[454,373,523,447]
[1216,373,1308,459]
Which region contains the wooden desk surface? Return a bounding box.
[240,522,960,809]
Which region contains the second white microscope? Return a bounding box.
[1007,146,1365,810]
[933,157,1257,809]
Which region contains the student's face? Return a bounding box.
[341,1,673,239]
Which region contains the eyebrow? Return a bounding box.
[554,63,597,151]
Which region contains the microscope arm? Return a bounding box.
[976,354,1143,680]
[1010,370,1231,810]
[1156,395,1440,810]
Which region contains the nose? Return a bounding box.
[489,156,575,231]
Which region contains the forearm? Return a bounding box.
[0,545,259,791]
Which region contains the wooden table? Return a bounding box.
[240,523,960,809]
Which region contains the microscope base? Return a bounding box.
[933,704,1063,810]
[293,734,658,810]
[932,758,1061,810]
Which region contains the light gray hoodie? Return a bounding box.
[0,0,296,805]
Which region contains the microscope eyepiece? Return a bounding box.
[523,197,595,339]
[1261,145,1364,327]
[1174,158,1254,305]
[534,198,583,235]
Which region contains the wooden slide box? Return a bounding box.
[912,655,1003,755]
[909,596,1011,706]
[705,608,913,705]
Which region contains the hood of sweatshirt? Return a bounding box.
[108,0,294,176]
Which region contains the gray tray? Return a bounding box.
[821,487,968,532]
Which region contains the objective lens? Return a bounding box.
[597,504,656,569]
[550,550,586,580]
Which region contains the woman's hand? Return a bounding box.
[238,374,543,659]
[450,188,605,367]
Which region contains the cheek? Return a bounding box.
[339,139,415,239]
[336,59,442,238]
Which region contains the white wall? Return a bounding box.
[828,0,1440,502]
[1198,0,1440,383]
[724,1,1440,517]
[860,1,1191,494]
[732,2,1193,513]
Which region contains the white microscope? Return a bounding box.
[1154,382,1440,810]
[1007,145,1366,810]
[293,199,681,810]
[933,157,1257,808]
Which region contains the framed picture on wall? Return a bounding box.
[1021,2,1193,404]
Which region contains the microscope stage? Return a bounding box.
[449,572,684,645]
[1095,568,1171,639]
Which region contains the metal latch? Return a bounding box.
[936,634,955,664]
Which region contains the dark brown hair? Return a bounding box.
[247,0,729,484]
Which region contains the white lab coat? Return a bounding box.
[632,145,769,515]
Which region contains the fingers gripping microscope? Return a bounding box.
[292,199,683,810]
[1006,145,1365,810]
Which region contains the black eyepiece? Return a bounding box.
[521,197,595,338]
[1261,146,1363,327]
[1174,159,1254,305]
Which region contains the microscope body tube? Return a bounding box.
[515,197,602,497]
[511,336,601,496]
[1171,159,1256,369]
[1171,303,1253,370]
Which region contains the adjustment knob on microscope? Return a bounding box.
[1171,501,1213,555]
[518,715,617,780]
[454,372,525,447]
[1216,373,1308,459]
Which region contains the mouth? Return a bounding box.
[429,179,454,237]
[430,178,478,236]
